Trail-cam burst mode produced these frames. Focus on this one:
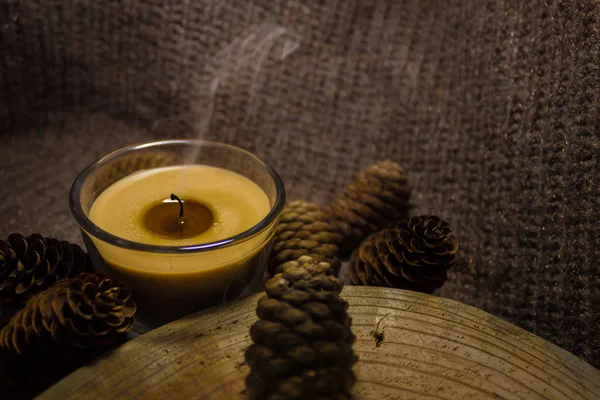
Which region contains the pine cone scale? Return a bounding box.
[55,258,72,281]
[29,306,43,337]
[33,262,50,286]
[38,294,55,327]
[89,319,113,336]
[6,235,26,257]
[113,317,134,334]
[11,327,27,356]
[51,292,70,325]
[0,278,12,290]
[14,279,31,295]
[22,248,38,272]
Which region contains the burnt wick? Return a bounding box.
[170,193,184,218]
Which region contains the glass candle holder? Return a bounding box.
[70,140,285,331]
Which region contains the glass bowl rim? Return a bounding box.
[69,139,286,254]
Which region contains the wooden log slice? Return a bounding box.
[38,287,600,400]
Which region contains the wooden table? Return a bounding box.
[39,287,600,399]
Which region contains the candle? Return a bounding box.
[87,164,273,327]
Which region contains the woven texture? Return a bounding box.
[0,0,598,370]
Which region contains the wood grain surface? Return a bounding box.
[38,287,600,400]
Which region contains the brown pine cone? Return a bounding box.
[269,201,343,277]
[0,233,93,327]
[329,160,411,256]
[1,273,136,368]
[246,256,357,400]
[0,273,136,396]
[349,216,458,294]
[93,151,176,192]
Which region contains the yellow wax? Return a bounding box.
[88,165,274,327]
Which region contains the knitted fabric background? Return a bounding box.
[0,0,598,371]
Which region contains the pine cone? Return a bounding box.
[349,216,458,294]
[329,160,411,255]
[269,201,343,277]
[246,256,357,400]
[93,151,176,192]
[0,273,136,368]
[0,233,93,327]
